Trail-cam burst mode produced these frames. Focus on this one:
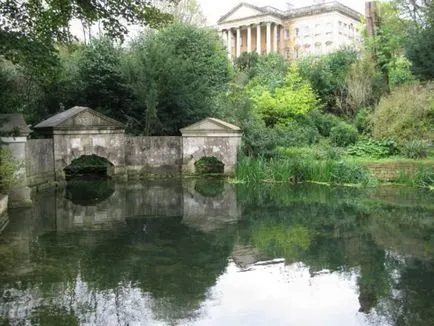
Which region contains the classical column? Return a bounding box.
[266,22,272,54]
[247,25,252,53]
[236,27,241,58]
[228,29,233,59]
[273,24,278,52]
[256,24,262,54]
[280,25,285,54]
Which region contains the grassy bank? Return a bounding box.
[235,156,434,189]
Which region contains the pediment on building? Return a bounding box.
[180,118,241,136]
[218,3,265,23]
[34,106,125,131]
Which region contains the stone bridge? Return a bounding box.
[1,107,242,207]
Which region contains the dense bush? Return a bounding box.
[0,148,15,192]
[353,108,372,134]
[389,56,414,88]
[252,63,318,127]
[346,138,398,158]
[330,122,359,147]
[402,140,430,159]
[370,82,434,143]
[298,48,358,114]
[308,110,340,137]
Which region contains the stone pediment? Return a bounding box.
[180,118,241,137]
[218,3,266,23]
[34,106,125,132]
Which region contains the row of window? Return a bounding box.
[283,21,359,40]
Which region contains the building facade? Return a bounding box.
[217,1,363,60]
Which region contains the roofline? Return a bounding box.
[218,2,267,24]
[218,1,363,25]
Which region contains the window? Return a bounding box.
[295,28,299,37]
[304,26,310,37]
[326,22,333,34]
[285,29,290,40]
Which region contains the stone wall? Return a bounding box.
[26,139,55,187]
[125,137,182,178]
[364,161,434,182]
[182,136,241,174]
[53,131,126,180]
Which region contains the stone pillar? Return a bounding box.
[1,137,32,207]
[236,27,241,58]
[280,25,285,54]
[256,24,262,54]
[266,22,272,54]
[273,24,278,52]
[247,25,252,53]
[228,29,233,59]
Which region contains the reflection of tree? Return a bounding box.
[238,183,434,324]
[0,216,235,324]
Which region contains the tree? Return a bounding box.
[157,0,207,26]
[405,3,434,79]
[122,23,232,135]
[252,63,318,127]
[0,0,178,70]
[298,48,358,114]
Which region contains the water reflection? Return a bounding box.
[0,181,433,325]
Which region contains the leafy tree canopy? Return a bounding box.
[252,63,318,127]
[0,0,178,70]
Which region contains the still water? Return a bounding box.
[0,180,434,326]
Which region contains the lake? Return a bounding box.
[0,180,433,325]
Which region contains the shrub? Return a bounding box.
[389,56,414,88]
[330,122,359,147]
[353,108,372,134]
[370,81,434,144]
[308,110,340,137]
[346,137,398,158]
[0,148,15,192]
[402,140,430,159]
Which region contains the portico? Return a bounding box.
[220,21,284,59]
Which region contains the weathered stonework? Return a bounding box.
[12,107,243,189]
[180,118,242,174]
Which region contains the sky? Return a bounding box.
[198,0,366,26]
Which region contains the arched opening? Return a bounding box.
[64,155,114,181]
[194,157,224,175]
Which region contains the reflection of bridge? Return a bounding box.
[8,180,240,234]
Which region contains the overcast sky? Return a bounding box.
[199,0,366,26]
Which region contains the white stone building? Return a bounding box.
[217,1,363,60]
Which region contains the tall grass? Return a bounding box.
[396,167,434,190]
[236,156,376,186]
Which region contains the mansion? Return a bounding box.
[217,1,363,60]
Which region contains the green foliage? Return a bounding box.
[308,110,340,137]
[346,138,399,158]
[252,63,318,127]
[247,53,288,91]
[353,108,372,134]
[365,2,411,86]
[405,5,434,80]
[330,122,359,147]
[122,23,232,135]
[235,156,376,185]
[402,140,430,159]
[370,81,434,143]
[389,56,415,88]
[279,146,343,161]
[0,0,176,74]
[0,147,15,192]
[298,48,358,114]
[234,52,259,78]
[345,58,384,114]
[194,157,224,175]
